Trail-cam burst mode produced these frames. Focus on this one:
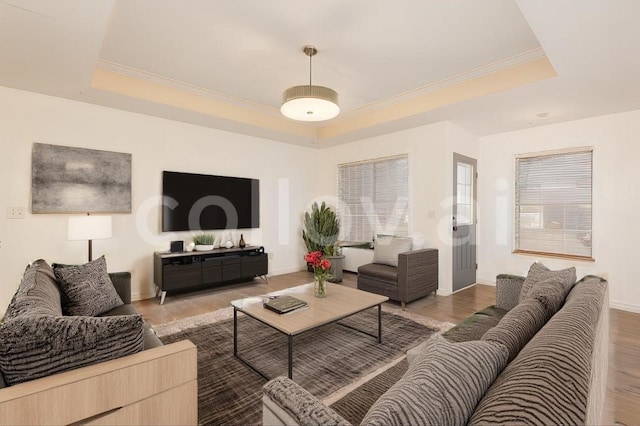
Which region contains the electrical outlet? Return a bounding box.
[7,207,25,219]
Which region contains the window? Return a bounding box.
[456,161,474,225]
[515,149,593,260]
[338,155,409,242]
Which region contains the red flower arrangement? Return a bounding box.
[305,251,332,297]
[305,251,332,277]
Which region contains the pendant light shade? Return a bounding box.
[281,46,340,122]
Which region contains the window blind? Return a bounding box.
[338,155,409,242]
[515,149,593,258]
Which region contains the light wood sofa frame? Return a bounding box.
[0,340,197,425]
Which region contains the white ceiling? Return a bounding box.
[1,0,640,147]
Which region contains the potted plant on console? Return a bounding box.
[302,201,344,282]
[193,233,214,251]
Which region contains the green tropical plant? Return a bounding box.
[193,233,214,245]
[302,201,340,255]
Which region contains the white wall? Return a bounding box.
[10,82,635,312]
[0,86,316,311]
[316,121,479,295]
[478,109,640,312]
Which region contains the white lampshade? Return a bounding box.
[281,85,340,122]
[68,215,112,241]
[281,45,340,122]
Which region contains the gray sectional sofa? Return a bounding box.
[263,263,609,425]
[0,258,198,425]
[0,258,161,387]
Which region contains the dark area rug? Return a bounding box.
[159,308,439,425]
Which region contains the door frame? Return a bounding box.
[452,153,477,292]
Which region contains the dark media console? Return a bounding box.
[153,245,268,304]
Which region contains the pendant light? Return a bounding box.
[281,45,340,122]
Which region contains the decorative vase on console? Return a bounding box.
[305,251,332,298]
[239,234,246,248]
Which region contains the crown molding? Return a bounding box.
[95,59,282,117]
[333,48,548,122]
[93,49,553,142]
[318,55,557,140]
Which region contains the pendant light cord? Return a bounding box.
[309,52,313,87]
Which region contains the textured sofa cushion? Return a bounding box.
[0,313,143,386]
[263,376,350,425]
[373,236,412,267]
[54,256,124,316]
[469,277,608,425]
[495,274,525,311]
[527,275,574,315]
[3,260,62,320]
[99,304,164,350]
[441,305,508,343]
[481,298,550,362]
[362,334,509,426]
[519,262,576,303]
[357,262,398,282]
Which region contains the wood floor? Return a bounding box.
[133,270,639,425]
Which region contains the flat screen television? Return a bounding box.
[162,171,259,232]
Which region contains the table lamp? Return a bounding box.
[68,214,112,261]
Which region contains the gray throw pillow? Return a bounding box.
[481,298,550,362]
[519,263,576,303]
[362,334,509,426]
[4,259,63,320]
[0,313,143,386]
[527,275,574,316]
[373,236,413,267]
[54,256,124,316]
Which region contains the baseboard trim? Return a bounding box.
[475,279,496,286]
[132,290,156,302]
[609,301,640,314]
[269,267,304,276]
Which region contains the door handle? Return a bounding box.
[452,216,458,232]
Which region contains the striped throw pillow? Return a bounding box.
[362,334,509,426]
[519,263,576,304]
[481,298,550,362]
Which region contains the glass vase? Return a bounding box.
[314,275,327,298]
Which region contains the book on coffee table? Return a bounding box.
[263,295,308,314]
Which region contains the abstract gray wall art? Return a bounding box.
[31,143,132,213]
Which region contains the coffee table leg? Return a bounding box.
[288,335,293,379]
[378,304,382,343]
[233,307,238,356]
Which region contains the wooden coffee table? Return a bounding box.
[231,283,388,380]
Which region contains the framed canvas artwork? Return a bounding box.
[31,143,132,213]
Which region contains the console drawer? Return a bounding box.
[242,254,268,277]
[163,263,201,290]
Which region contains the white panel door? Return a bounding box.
[452,153,477,292]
